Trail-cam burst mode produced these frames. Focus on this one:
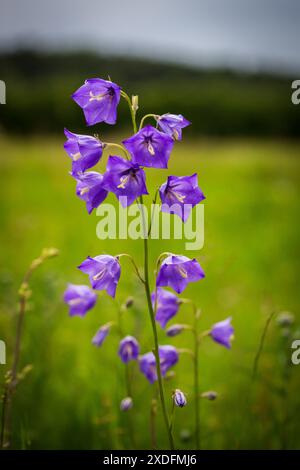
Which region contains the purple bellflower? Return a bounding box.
[118,336,140,363]
[166,324,186,337]
[159,174,205,222]
[92,323,111,347]
[64,129,103,174]
[157,113,190,141]
[103,156,148,207]
[151,287,180,328]
[72,78,121,126]
[73,171,108,214]
[173,389,187,407]
[120,397,133,411]
[123,125,174,169]
[63,283,97,317]
[156,254,205,294]
[139,345,179,384]
[210,317,234,349]
[78,255,121,297]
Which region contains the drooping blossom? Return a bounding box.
[120,397,133,411]
[173,389,187,407]
[118,336,140,363]
[92,323,111,347]
[78,255,121,297]
[151,287,180,328]
[159,174,205,222]
[210,317,234,349]
[166,324,186,337]
[201,391,218,401]
[103,156,148,207]
[139,345,179,384]
[73,171,108,214]
[157,113,190,141]
[123,125,173,169]
[72,78,121,126]
[156,254,205,294]
[64,129,103,174]
[63,283,97,317]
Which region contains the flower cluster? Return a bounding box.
[63,77,234,449]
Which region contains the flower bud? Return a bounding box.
[201,391,218,401]
[173,389,187,407]
[120,397,133,411]
[131,95,139,113]
[124,296,134,309]
[166,324,185,337]
[180,429,192,442]
[277,311,294,327]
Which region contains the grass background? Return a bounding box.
[0,133,300,449]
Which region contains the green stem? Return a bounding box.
[122,90,174,449]
[140,197,174,450]
[139,114,159,130]
[121,91,137,133]
[104,142,130,160]
[193,308,200,449]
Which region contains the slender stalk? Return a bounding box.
[117,253,145,284]
[0,248,58,448]
[116,302,136,448]
[122,91,174,449]
[104,142,130,160]
[139,114,159,131]
[150,395,158,449]
[140,198,174,449]
[193,308,200,449]
[252,310,276,381]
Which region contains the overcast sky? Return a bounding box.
[1,0,300,72]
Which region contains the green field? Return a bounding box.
[0,135,300,449]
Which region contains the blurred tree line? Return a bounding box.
[0,49,299,137]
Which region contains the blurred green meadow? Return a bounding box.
[0,134,300,449]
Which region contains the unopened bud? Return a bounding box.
[166,324,185,337]
[124,297,134,309]
[120,397,133,411]
[180,429,191,442]
[173,389,187,408]
[165,370,176,381]
[277,311,294,327]
[41,247,59,259]
[201,391,218,401]
[132,95,139,113]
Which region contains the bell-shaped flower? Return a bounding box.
[123,125,173,169]
[92,323,111,347]
[156,254,205,294]
[64,129,103,174]
[63,283,97,317]
[73,171,108,214]
[159,174,205,222]
[151,287,180,328]
[118,336,140,363]
[210,317,234,349]
[139,345,179,384]
[103,156,148,207]
[72,78,121,126]
[157,113,190,141]
[78,255,121,297]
